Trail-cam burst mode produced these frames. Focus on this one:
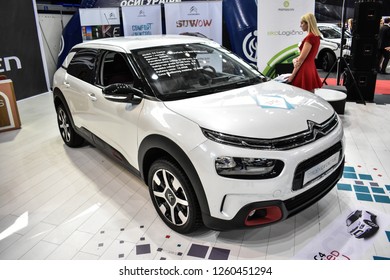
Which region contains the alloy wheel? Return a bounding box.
[58,107,71,143]
[151,168,190,226]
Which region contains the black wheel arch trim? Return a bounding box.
[138,134,211,219]
[53,88,76,129]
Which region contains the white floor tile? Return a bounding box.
[46,230,94,260]
[20,240,58,260]
[0,221,55,259]
[1,93,390,260]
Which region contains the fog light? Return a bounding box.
[245,206,282,226]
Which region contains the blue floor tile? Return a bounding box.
[344,172,358,179]
[371,187,385,194]
[373,195,390,204]
[386,185,390,191]
[354,185,370,193]
[373,256,390,260]
[386,231,390,243]
[356,193,373,202]
[359,174,373,181]
[344,166,355,172]
[337,183,352,191]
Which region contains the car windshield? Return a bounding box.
[131,43,265,100]
[319,26,352,39]
[346,210,361,226]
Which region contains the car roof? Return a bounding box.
[318,23,338,26]
[72,35,214,52]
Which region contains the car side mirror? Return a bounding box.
[102,83,143,104]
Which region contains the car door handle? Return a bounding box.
[88,93,97,101]
[63,81,70,88]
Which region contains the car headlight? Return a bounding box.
[215,156,284,179]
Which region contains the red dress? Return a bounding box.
[292,33,322,92]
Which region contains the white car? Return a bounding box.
[346,210,379,239]
[53,35,345,234]
[317,23,352,71]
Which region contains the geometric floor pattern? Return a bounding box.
[1,93,390,260]
[338,166,390,204]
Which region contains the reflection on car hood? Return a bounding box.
[164,81,335,139]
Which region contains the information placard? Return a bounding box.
[164,1,222,44]
[122,5,162,36]
[79,8,121,41]
[0,79,21,132]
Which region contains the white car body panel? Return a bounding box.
[52,35,345,232]
[165,81,334,138]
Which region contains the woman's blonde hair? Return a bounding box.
[301,13,321,36]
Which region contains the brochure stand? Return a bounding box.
[0,78,21,132]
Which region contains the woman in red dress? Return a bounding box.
[288,13,322,92]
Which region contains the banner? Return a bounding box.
[164,1,222,44]
[257,0,315,77]
[79,8,121,41]
[91,0,183,6]
[294,206,390,260]
[223,0,258,65]
[122,5,162,36]
[0,0,49,100]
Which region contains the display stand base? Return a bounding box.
[315,88,347,115]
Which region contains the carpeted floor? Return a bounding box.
[321,77,390,95]
[318,70,390,104]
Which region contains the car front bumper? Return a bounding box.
[188,120,345,230]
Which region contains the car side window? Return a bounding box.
[100,52,134,87]
[67,48,98,84]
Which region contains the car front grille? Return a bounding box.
[285,148,344,218]
[202,113,339,151]
[292,141,343,191]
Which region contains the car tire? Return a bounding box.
[148,158,202,234]
[320,51,336,72]
[56,105,84,147]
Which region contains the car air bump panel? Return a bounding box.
[286,155,344,217]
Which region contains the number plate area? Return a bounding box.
[303,151,340,186]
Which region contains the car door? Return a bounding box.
[64,48,99,128]
[84,48,144,168]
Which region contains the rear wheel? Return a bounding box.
[320,51,336,72]
[56,105,84,147]
[148,159,202,234]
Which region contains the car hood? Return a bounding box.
[163,81,335,139]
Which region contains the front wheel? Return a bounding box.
[56,105,84,147]
[148,159,202,234]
